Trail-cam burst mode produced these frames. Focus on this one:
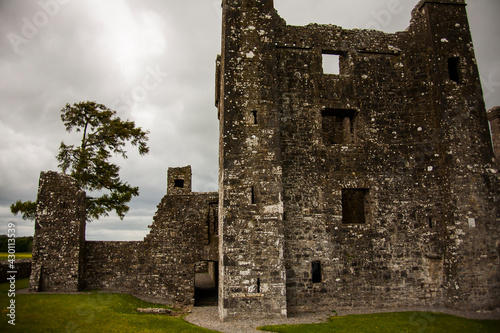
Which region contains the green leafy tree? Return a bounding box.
[11,101,149,222]
[10,200,37,221]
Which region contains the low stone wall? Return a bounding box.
[84,241,143,292]
[0,259,32,282]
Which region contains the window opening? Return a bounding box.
[448,57,460,83]
[256,278,261,293]
[322,52,340,75]
[342,189,369,224]
[428,217,433,229]
[174,179,185,188]
[251,110,258,125]
[322,109,356,145]
[312,261,322,283]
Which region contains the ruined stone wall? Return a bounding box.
[141,191,218,304]
[0,259,31,282]
[84,241,143,292]
[274,0,499,313]
[82,168,218,305]
[29,171,86,292]
[275,14,447,313]
[30,168,219,307]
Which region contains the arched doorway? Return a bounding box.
[194,260,218,306]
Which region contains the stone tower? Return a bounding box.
[218,0,287,320]
[167,165,192,195]
[29,171,86,292]
[410,0,499,307]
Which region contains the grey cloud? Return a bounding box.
[1,0,498,240]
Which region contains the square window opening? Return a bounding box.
[342,189,369,224]
[322,53,340,75]
[174,179,185,188]
[322,109,356,145]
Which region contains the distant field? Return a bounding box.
[0,253,32,261]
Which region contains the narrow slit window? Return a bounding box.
[312,261,322,283]
[251,187,255,204]
[251,111,258,125]
[448,57,460,83]
[256,278,261,293]
[322,53,340,75]
[174,179,184,188]
[428,218,433,229]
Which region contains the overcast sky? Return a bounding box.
[1,0,499,241]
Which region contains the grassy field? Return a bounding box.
[0,279,218,332]
[259,311,500,333]
[0,253,32,261]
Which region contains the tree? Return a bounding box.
[10,200,37,221]
[11,101,149,222]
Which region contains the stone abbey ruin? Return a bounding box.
[30,0,500,321]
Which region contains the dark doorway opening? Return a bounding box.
[194,261,218,306]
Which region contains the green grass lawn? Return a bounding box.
[259,311,500,333]
[0,253,32,261]
[0,279,218,332]
[1,279,498,332]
